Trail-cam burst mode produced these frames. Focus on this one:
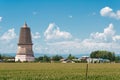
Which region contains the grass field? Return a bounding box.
[0,63,120,80]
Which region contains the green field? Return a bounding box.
[0,63,120,80]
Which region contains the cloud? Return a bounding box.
[100,6,120,20]
[79,23,120,54]
[0,17,2,22]
[90,23,115,42]
[0,42,17,53]
[46,41,81,54]
[44,23,72,41]
[32,32,41,39]
[0,28,18,53]
[81,39,116,53]
[43,23,120,55]
[1,23,120,55]
[100,7,113,16]
[113,35,120,42]
[0,28,17,41]
[45,39,115,55]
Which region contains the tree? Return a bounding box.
[35,56,43,62]
[43,55,50,62]
[67,54,76,60]
[35,55,51,62]
[115,56,120,63]
[52,55,63,61]
[0,54,2,59]
[90,50,115,61]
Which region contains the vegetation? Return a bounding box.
[1,51,120,63]
[0,63,120,80]
[51,55,63,61]
[0,54,2,59]
[0,54,14,62]
[35,55,51,62]
[67,54,76,60]
[115,56,120,63]
[90,50,115,61]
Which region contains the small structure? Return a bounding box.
[15,22,34,62]
[78,56,110,63]
[6,59,15,62]
[80,56,89,60]
[61,59,75,63]
[0,59,3,62]
[87,58,110,63]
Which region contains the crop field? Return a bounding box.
[0,63,120,80]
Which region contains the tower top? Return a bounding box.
[23,22,28,28]
[18,22,32,45]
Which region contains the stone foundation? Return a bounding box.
[15,55,34,62]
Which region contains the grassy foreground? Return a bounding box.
[0,63,120,80]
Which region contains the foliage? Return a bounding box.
[43,55,51,62]
[35,56,44,62]
[51,55,63,61]
[90,50,115,61]
[0,54,2,59]
[67,54,76,60]
[115,56,120,63]
[35,55,51,62]
[0,54,14,62]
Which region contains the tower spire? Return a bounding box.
[23,22,28,28]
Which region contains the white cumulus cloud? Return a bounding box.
[100,7,113,16]
[0,28,17,41]
[113,35,120,42]
[44,23,72,41]
[90,23,115,42]
[1,23,120,55]
[32,32,41,39]
[44,23,120,55]
[100,6,120,20]
[0,28,17,53]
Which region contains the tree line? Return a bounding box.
[0,54,14,62]
[35,51,120,63]
[0,50,120,63]
[35,54,76,62]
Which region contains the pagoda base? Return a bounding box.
[15,55,34,62]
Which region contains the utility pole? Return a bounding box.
[85,63,88,80]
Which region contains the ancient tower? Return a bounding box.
[15,22,34,62]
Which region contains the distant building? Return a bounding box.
[0,59,3,62]
[15,22,34,62]
[60,59,75,63]
[87,58,110,63]
[80,56,89,60]
[79,56,110,63]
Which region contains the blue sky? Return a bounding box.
[0,0,120,55]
